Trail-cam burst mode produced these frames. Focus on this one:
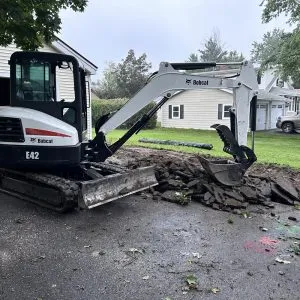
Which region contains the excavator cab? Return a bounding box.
[0,51,158,212]
[10,51,88,143]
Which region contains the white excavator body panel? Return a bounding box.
[0,106,79,146]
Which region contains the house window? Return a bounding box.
[172,105,180,118]
[223,104,232,119]
[218,104,232,119]
[168,105,184,119]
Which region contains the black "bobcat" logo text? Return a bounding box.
[186,79,209,86]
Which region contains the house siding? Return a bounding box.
[161,89,232,129]
[0,44,59,78]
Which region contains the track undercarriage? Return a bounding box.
[0,163,157,212]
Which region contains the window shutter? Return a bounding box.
[180,105,184,119]
[218,104,223,119]
[169,105,172,119]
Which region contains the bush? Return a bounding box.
[92,98,157,130]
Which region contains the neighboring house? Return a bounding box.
[161,89,233,130]
[160,68,298,131]
[0,38,98,138]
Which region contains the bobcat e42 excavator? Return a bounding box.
[0,51,258,212]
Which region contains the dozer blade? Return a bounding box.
[197,156,245,186]
[79,166,158,209]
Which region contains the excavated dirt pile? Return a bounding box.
[109,147,300,212]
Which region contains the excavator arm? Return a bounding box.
[99,61,258,145]
[89,61,259,185]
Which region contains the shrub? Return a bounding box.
[92,98,157,129]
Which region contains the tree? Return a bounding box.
[261,0,300,24]
[117,49,152,98]
[198,31,228,62]
[251,28,285,71]
[187,53,199,62]
[255,0,300,84]
[222,51,245,63]
[92,62,120,99]
[187,30,245,69]
[93,50,152,99]
[0,0,87,50]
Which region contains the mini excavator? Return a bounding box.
[0,51,258,212]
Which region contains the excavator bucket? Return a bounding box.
[78,166,158,209]
[197,156,245,186]
[197,124,257,186]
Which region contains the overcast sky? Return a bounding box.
[59,0,292,78]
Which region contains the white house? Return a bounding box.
[159,68,298,131]
[0,38,98,138]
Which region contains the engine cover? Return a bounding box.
[0,107,81,168]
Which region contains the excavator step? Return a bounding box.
[0,164,158,212]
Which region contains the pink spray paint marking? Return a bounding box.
[243,236,279,254]
[259,236,279,246]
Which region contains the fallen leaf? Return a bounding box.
[227,218,234,224]
[275,257,291,264]
[211,287,220,294]
[192,252,201,259]
[128,248,144,254]
[185,274,197,286]
[92,251,100,257]
[259,226,268,232]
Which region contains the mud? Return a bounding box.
[108,147,300,212]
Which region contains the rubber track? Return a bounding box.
[0,162,131,213]
[0,168,80,212]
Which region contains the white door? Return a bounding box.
[271,104,284,128]
[256,104,267,130]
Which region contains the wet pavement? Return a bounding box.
[0,193,300,300]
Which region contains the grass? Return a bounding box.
[99,127,300,169]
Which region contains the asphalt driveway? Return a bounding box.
[0,193,300,300]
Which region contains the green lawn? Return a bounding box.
[102,128,300,169]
